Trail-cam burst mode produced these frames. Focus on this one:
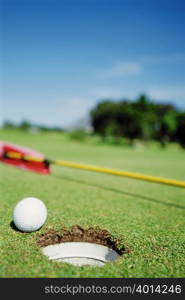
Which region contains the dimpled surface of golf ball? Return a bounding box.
[13,197,47,232]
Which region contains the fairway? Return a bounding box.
[0,130,185,278]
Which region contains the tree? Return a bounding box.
[155,104,177,147]
[176,112,185,148]
[19,120,32,131]
[90,101,119,138]
[90,95,157,143]
[90,95,184,148]
[3,121,16,129]
[132,95,157,141]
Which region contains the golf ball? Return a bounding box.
[13,197,47,232]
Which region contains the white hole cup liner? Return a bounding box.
[42,242,120,267]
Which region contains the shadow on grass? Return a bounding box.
[10,221,23,232]
[56,175,185,210]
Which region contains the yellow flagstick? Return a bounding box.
[6,151,185,188]
[54,159,185,188]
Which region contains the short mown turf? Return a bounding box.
[0,130,185,277]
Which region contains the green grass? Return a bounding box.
[0,129,185,277]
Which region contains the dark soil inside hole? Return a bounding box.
[37,225,129,256]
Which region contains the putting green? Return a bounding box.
[0,129,185,277]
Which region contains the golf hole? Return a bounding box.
[38,225,128,267]
[42,242,119,267]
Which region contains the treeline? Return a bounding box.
[2,95,185,148]
[90,95,185,148]
[2,120,63,132]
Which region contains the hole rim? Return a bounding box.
[41,241,121,267]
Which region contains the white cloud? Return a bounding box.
[98,62,142,78]
[147,86,185,105]
[140,53,185,65]
[97,53,185,79]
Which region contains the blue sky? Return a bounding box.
[1,0,185,128]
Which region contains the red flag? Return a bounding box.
[0,142,50,174]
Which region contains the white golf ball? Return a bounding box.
[13,197,47,232]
